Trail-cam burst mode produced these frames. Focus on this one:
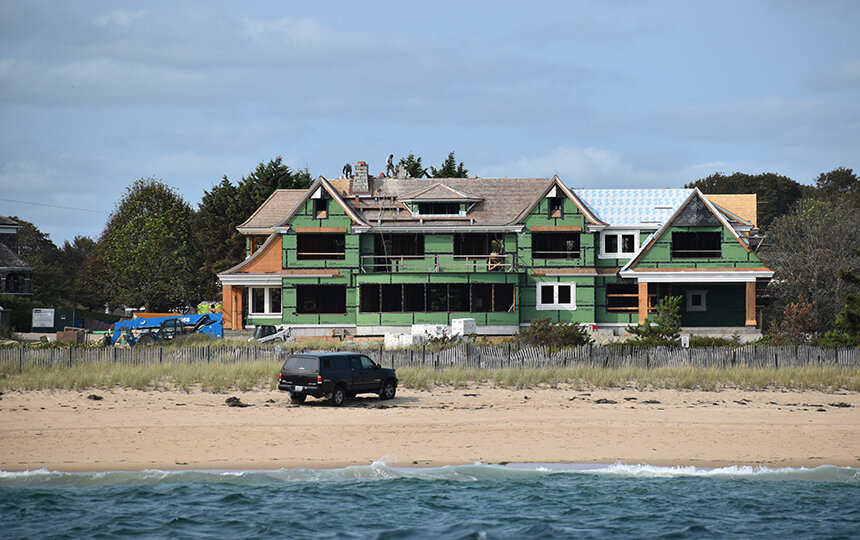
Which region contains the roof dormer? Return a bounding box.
[399,183,483,217]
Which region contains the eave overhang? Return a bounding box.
[619,268,774,283]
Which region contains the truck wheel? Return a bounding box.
[136,334,156,347]
[290,394,306,405]
[379,380,396,400]
[330,385,346,407]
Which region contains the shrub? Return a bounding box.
[517,317,592,348]
[626,295,682,346]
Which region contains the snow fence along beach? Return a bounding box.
[1,462,859,538]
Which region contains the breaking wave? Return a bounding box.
[2,461,857,488]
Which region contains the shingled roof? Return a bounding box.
[324,177,557,227]
[236,189,307,233]
[0,242,31,270]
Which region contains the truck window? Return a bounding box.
[283,356,319,371]
[359,356,376,370]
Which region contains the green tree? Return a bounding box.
[81,178,199,312]
[430,151,469,178]
[12,216,64,304]
[759,198,860,334]
[8,217,97,307]
[685,172,810,230]
[813,167,859,208]
[835,249,860,337]
[193,157,312,299]
[398,153,428,178]
[625,295,682,346]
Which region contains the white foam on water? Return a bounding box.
[2,461,858,487]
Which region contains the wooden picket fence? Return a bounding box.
[0,343,857,370]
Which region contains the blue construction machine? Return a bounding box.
[111,313,223,346]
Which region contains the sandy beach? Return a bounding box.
[1,386,858,472]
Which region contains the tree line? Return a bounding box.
[2,157,857,345]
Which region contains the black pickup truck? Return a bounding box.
[277,352,398,406]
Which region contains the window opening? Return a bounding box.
[297,234,345,260]
[671,231,721,259]
[686,289,707,312]
[252,288,265,313]
[533,232,580,259]
[449,284,470,312]
[270,288,281,314]
[404,284,425,312]
[606,283,639,312]
[548,197,563,218]
[360,283,515,313]
[494,283,515,312]
[622,234,635,253]
[537,283,576,310]
[248,287,282,315]
[381,284,403,312]
[296,285,346,314]
[604,234,617,254]
[249,235,267,255]
[360,284,380,312]
[373,233,424,271]
[601,231,638,258]
[428,284,448,312]
[313,198,328,219]
[417,202,460,215]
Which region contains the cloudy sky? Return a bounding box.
[1,1,858,244]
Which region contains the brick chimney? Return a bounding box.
[352,161,370,192]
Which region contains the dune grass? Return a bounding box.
[394,365,860,392]
[0,361,279,393]
[0,362,857,393]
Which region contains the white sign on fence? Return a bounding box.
[32,308,55,329]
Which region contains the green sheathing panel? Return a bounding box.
[354,272,520,327]
[283,198,359,270]
[246,315,283,326]
[594,276,638,325]
[519,196,595,269]
[674,283,746,327]
[280,274,355,325]
[518,274,596,324]
[634,226,763,269]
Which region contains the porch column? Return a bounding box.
[745,281,757,326]
[637,282,649,325]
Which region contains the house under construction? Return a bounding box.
[218,161,772,339]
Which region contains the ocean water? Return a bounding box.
[1,462,858,539]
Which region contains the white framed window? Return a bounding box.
[248,287,282,315]
[600,230,639,258]
[686,289,707,312]
[536,283,576,310]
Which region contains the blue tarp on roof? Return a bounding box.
[573,188,692,227]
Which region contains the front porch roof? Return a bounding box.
[620,267,774,283]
